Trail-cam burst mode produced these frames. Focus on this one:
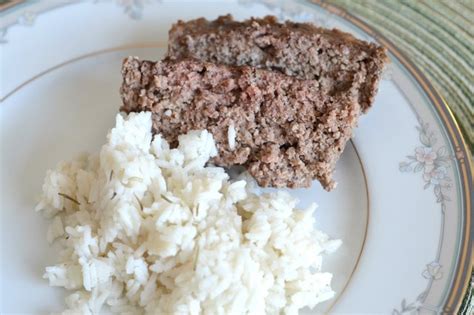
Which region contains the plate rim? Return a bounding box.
[312,1,473,313]
[0,0,471,312]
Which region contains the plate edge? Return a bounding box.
[311,1,473,313]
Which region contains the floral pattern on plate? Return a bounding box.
[399,117,452,211]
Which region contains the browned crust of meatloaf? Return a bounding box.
[120,57,361,190]
[168,14,387,112]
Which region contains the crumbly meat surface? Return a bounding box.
[168,14,387,112]
[120,57,362,190]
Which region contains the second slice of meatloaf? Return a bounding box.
[120,57,361,190]
[168,15,387,112]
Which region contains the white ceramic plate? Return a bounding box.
[0,1,471,314]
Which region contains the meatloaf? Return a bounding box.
[120,57,362,190]
[168,15,387,112]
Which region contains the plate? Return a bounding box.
[0,1,471,314]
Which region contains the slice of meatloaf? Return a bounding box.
[120,57,362,190]
[168,15,387,112]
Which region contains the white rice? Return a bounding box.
[36,112,341,314]
[227,124,236,151]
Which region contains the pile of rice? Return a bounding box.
[36,112,341,314]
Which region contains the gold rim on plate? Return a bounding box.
[312,1,473,313]
[1,1,471,313]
